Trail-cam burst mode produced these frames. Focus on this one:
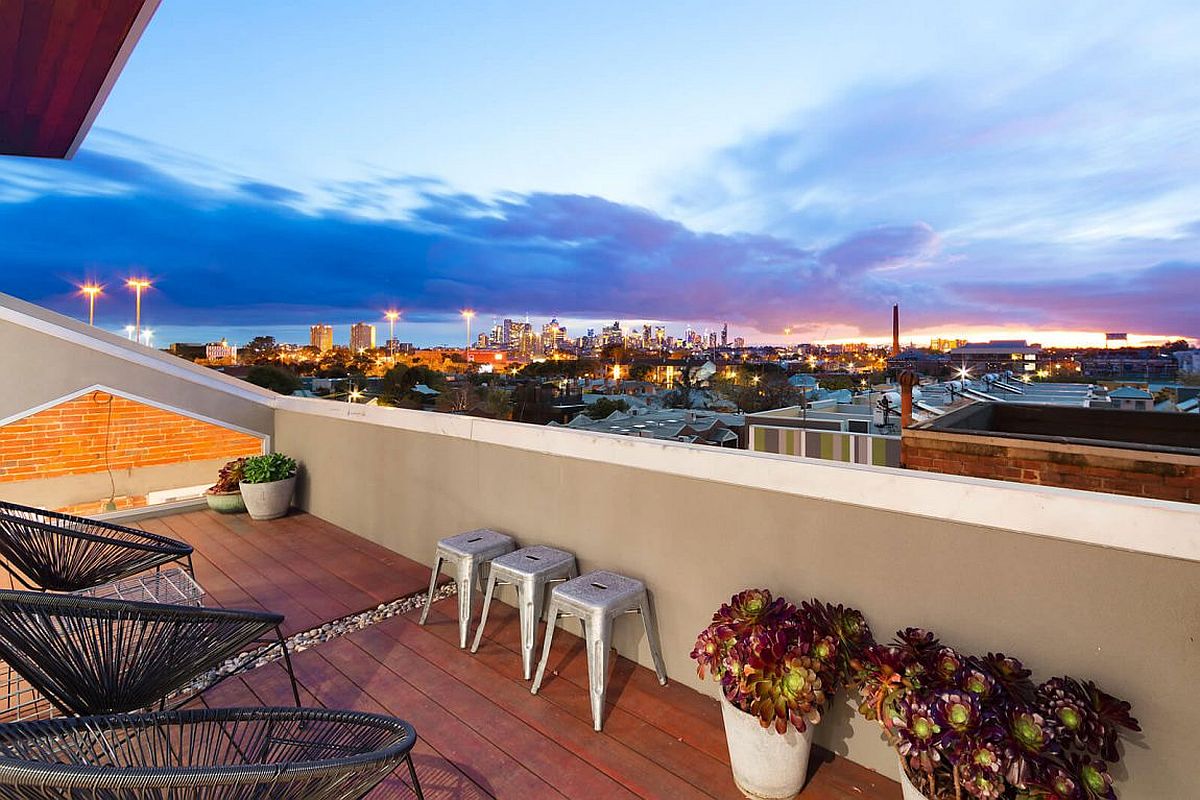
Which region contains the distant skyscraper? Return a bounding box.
[506,320,534,358]
[733,337,745,349]
[310,324,333,353]
[349,322,376,352]
[542,318,566,352]
[654,326,666,348]
[601,321,622,347]
[708,330,718,349]
[721,323,728,348]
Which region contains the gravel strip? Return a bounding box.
[181,580,458,696]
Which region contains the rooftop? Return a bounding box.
[156,508,896,799]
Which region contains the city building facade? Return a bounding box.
[349,322,376,352]
[310,324,334,353]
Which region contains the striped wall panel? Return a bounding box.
[748,426,901,468]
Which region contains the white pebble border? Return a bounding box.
[179,580,458,698]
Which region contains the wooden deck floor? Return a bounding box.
[137,509,900,800]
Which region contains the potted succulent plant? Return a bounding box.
[853,628,1140,800]
[204,458,247,513]
[691,590,871,800]
[238,453,298,521]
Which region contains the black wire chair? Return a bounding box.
[0,502,194,593]
[0,590,300,720]
[0,706,424,799]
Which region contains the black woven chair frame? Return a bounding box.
[0,706,423,799]
[0,502,194,593]
[0,590,301,721]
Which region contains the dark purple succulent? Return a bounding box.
[931,647,964,685]
[1028,764,1084,800]
[1071,754,1117,800]
[713,589,795,629]
[965,739,1005,776]
[692,590,858,735]
[1010,710,1056,755]
[855,644,917,726]
[854,629,1138,800]
[801,599,872,667]
[981,652,1033,701]
[746,647,826,734]
[959,667,997,701]
[1039,677,1092,746]
[896,696,942,762]
[690,626,728,681]
[960,765,1005,800]
[932,691,980,757]
[897,627,940,656]
[1079,680,1141,762]
[1038,677,1140,762]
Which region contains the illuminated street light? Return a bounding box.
[384,309,400,348]
[79,284,102,326]
[461,309,476,357]
[347,386,364,404]
[123,325,136,340]
[140,328,154,347]
[126,278,151,344]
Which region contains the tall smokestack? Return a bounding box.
[891,304,900,356]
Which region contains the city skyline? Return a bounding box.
[2,3,1199,344]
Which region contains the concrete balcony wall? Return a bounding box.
[276,397,1200,797]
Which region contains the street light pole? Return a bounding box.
[80,284,102,326]
[126,279,151,344]
[461,309,476,361]
[384,310,400,353]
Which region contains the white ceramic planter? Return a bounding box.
[719,693,814,800]
[897,756,928,800]
[239,476,296,521]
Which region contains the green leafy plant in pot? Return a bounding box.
[238,453,298,521]
[853,627,1140,800]
[204,458,246,514]
[691,590,872,800]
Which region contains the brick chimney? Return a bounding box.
[899,368,918,428]
[891,304,901,357]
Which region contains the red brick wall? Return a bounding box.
[55,495,149,516]
[0,392,262,483]
[902,433,1199,504]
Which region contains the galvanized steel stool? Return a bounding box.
[470,546,578,679]
[531,570,668,731]
[418,529,515,648]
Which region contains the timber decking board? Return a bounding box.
[146,509,899,800]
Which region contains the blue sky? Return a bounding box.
[1,2,1197,346]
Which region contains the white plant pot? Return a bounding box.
[897,756,928,800]
[719,693,815,800]
[238,476,296,521]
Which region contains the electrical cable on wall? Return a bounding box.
[90,390,117,512]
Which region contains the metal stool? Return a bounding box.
[471,546,578,679]
[418,529,515,648]
[531,570,668,731]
